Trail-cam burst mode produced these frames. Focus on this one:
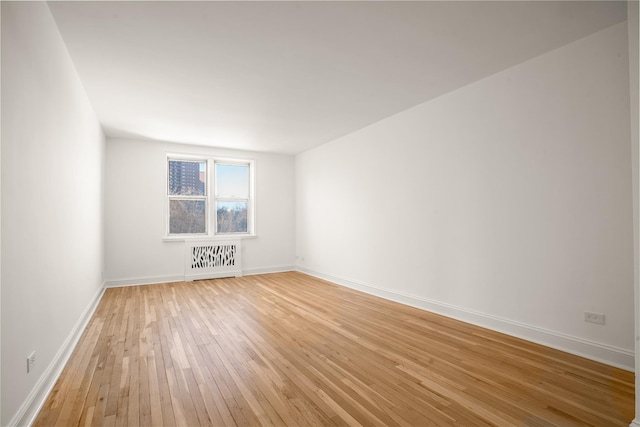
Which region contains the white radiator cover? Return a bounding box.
[184,239,242,281]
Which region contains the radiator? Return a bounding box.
[184,239,242,281]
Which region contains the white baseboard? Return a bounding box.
[297,267,635,372]
[9,283,106,427]
[105,266,296,288]
[105,274,185,288]
[243,265,295,276]
[630,418,640,427]
[185,271,242,281]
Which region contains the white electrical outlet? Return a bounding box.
[27,351,36,373]
[584,312,605,325]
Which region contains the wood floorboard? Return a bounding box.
[34,271,634,426]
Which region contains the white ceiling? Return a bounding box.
[48,1,627,154]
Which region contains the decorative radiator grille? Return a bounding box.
[192,244,236,269]
[185,240,242,281]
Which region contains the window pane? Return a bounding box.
[170,200,206,234]
[216,201,248,233]
[216,164,249,198]
[169,160,206,196]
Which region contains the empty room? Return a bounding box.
[2,0,639,426]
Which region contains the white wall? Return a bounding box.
[1,2,105,425]
[105,138,295,285]
[296,22,634,368]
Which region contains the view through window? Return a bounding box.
[167,157,253,236]
[168,160,207,234]
[216,163,250,234]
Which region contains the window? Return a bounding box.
[215,163,250,234]
[167,156,254,237]
[168,159,207,234]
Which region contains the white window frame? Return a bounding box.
[213,159,255,236]
[165,154,255,240]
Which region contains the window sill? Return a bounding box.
[163,234,257,242]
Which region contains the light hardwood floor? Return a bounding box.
[34,272,634,426]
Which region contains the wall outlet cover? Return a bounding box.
[584,312,605,325]
[27,351,36,373]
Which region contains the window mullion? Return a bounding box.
[208,158,214,236]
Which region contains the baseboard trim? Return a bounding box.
[630,418,640,427]
[297,267,635,372]
[105,275,185,288]
[9,283,106,427]
[243,265,295,276]
[185,271,242,281]
[106,267,296,288]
